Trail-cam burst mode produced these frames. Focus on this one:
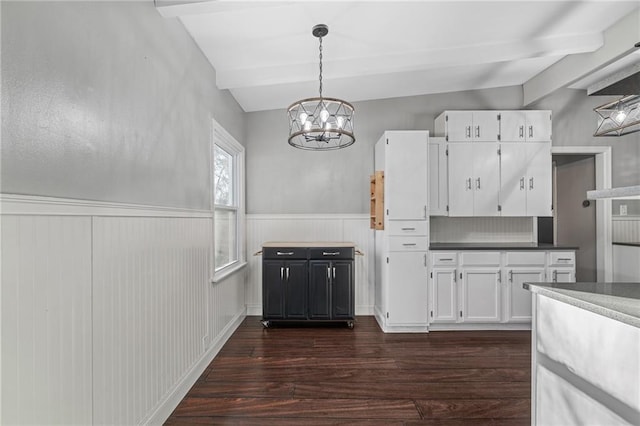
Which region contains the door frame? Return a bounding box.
[551,146,612,281]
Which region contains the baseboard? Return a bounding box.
[142,307,247,425]
[246,304,374,317]
[429,323,532,331]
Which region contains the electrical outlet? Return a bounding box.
[620,204,628,216]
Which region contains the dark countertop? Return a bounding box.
[613,242,640,247]
[524,282,640,328]
[429,242,578,251]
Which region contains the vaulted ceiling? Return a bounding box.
[156,1,640,112]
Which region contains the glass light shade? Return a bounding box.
[287,97,355,150]
[594,95,640,137]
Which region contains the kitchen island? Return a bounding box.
[525,282,640,425]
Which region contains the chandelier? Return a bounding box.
[287,24,355,150]
[594,95,640,137]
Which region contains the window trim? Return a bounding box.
[211,119,245,282]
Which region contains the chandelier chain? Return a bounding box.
[318,36,323,99]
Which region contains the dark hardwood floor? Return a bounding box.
[165,316,531,425]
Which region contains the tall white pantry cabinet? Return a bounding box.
[374,131,430,332]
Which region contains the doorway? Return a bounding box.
[550,146,612,281]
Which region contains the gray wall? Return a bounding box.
[246,86,524,214]
[1,1,245,210]
[246,86,640,214]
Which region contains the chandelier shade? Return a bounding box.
[287,24,355,150]
[594,95,640,137]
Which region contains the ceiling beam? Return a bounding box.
[155,0,289,18]
[523,8,640,106]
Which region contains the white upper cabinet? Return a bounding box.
[500,142,552,216]
[499,110,552,142]
[447,142,500,217]
[383,131,429,220]
[435,111,500,142]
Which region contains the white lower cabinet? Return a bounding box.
[461,267,501,322]
[387,250,429,326]
[429,249,575,329]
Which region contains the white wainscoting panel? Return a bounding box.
[430,217,535,243]
[613,216,640,243]
[246,215,375,315]
[1,215,93,425]
[92,217,210,426]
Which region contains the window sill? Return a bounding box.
[212,261,247,283]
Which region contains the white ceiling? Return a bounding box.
[157,1,640,112]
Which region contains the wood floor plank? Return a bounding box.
[165,316,532,425]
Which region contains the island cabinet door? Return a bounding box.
[262,260,286,319]
[284,260,309,319]
[308,261,331,320]
[331,261,354,319]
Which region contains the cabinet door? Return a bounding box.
[500,111,527,141]
[387,251,428,325]
[461,268,501,322]
[332,261,354,319]
[500,143,527,216]
[430,268,458,323]
[429,138,448,216]
[526,142,552,216]
[447,143,474,216]
[472,111,500,142]
[262,261,285,319]
[505,268,544,322]
[473,143,500,216]
[445,111,473,141]
[308,261,331,320]
[525,111,552,142]
[385,132,429,220]
[284,261,308,319]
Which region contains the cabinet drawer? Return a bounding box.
[389,236,429,252]
[459,251,501,266]
[309,247,354,260]
[504,251,546,266]
[548,251,575,266]
[431,252,458,266]
[263,247,307,259]
[387,221,428,236]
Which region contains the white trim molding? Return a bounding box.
[0,194,212,218]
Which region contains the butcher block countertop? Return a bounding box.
[262,241,356,248]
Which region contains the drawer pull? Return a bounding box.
[401,227,415,231]
[322,251,340,256]
[276,251,294,256]
[402,243,417,246]
[557,258,572,261]
[439,258,453,261]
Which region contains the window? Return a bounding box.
[212,120,245,280]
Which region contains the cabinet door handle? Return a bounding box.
[529,125,534,138]
[475,125,480,138]
[529,177,534,190]
[552,270,558,282]
[286,267,290,280]
[497,270,501,283]
[519,125,524,138]
[466,178,472,190]
[460,311,463,318]
[520,177,525,190]
[476,178,481,190]
[333,267,336,279]
[327,267,331,280]
[280,267,284,280]
[322,251,340,256]
[276,251,294,256]
[466,126,471,138]
[453,270,457,282]
[424,254,427,267]
[509,270,513,282]
[424,205,427,219]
